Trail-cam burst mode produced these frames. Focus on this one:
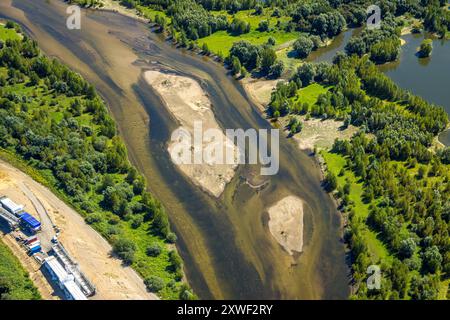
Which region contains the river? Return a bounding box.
[0,0,349,299]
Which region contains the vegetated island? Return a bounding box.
[144,70,238,198]
[0,21,194,300]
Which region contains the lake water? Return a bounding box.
[380,33,450,146]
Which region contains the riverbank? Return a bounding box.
[144,70,238,198]
[93,0,149,22]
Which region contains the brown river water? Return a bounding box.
[0,0,349,299]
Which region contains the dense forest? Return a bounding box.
[0,239,41,300]
[68,0,450,73]
[269,52,450,299]
[0,22,193,300]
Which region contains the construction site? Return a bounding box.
[0,160,156,300]
[1,192,96,300]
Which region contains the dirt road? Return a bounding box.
[0,159,157,300]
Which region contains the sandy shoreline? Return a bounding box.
[242,78,282,112]
[94,0,148,22]
[267,196,304,255]
[144,70,238,198]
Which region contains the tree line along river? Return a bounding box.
[1,0,449,300]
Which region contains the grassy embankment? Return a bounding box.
[0,23,41,301]
[0,239,41,300]
[0,23,187,300]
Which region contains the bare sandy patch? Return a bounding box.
[144,70,237,197]
[242,78,282,112]
[267,196,304,255]
[281,116,358,151]
[96,0,148,22]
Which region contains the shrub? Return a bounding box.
[146,243,162,257]
[166,232,178,243]
[144,276,165,293]
[293,36,314,59]
[113,238,136,265]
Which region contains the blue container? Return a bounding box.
[29,245,41,254]
[19,212,41,231]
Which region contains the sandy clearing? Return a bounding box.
[96,0,149,23]
[242,78,282,112]
[281,116,358,151]
[267,196,304,255]
[0,159,156,300]
[144,70,238,198]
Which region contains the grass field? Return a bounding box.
[197,9,300,56]
[296,83,331,106]
[0,239,41,300]
[0,23,21,41]
[321,151,392,263]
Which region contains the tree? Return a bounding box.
[260,47,277,75]
[267,37,276,46]
[293,36,314,59]
[113,238,136,265]
[146,243,162,257]
[288,116,302,134]
[168,250,183,273]
[166,232,178,243]
[268,60,284,79]
[370,37,401,64]
[231,56,241,76]
[409,274,439,300]
[295,63,316,86]
[418,39,433,58]
[144,276,165,292]
[229,18,250,35]
[201,42,210,55]
[179,283,195,300]
[254,5,263,15]
[422,245,442,273]
[399,238,416,259]
[229,41,260,70]
[325,172,338,192]
[258,20,269,32]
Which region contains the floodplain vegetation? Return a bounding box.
[0,22,194,300]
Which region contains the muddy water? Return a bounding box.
[0,0,349,299]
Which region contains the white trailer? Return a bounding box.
[0,197,24,216]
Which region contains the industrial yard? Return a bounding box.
[0,160,156,300]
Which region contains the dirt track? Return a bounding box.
[0,159,157,300]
